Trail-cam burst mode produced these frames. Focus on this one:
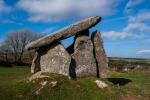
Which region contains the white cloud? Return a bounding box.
[16,0,120,22]
[102,22,149,40]
[102,31,131,40]
[136,50,150,55]
[103,16,128,23]
[124,22,150,32]
[0,19,24,25]
[126,0,144,9]
[125,0,144,13]
[129,10,150,22]
[103,10,150,40]
[0,0,11,14]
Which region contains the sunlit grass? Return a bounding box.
[0,67,149,100]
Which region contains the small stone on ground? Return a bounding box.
[95,80,108,89]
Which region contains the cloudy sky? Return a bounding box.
[0,0,150,58]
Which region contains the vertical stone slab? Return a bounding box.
[31,51,41,73]
[71,33,97,77]
[92,30,109,78]
[40,44,71,76]
[66,30,89,54]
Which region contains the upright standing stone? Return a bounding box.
[71,31,97,77]
[40,43,71,76]
[31,52,41,73]
[26,16,101,50]
[66,30,89,54]
[92,30,108,78]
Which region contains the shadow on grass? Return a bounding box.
[107,78,132,86]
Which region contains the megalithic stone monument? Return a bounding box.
[26,16,109,78]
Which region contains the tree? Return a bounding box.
[3,29,41,64]
[0,41,10,63]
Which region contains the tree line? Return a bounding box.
[0,29,42,66]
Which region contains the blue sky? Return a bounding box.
[0,0,150,58]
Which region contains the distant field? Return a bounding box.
[109,57,150,65]
[0,66,149,100]
[108,57,150,73]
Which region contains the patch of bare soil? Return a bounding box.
[118,93,139,100]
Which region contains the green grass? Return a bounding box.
[0,67,31,83]
[0,67,149,100]
[0,67,31,100]
[109,72,150,98]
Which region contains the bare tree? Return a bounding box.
[0,28,43,65]
[18,29,32,62]
[4,29,41,64]
[0,41,10,63]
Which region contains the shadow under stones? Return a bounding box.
[107,78,132,86]
[69,58,76,79]
[66,43,74,54]
[91,32,99,78]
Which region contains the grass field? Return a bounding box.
[0,66,149,100]
[109,57,150,66]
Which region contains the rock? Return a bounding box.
[66,30,89,54]
[40,81,47,86]
[29,72,50,81]
[35,81,48,95]
[31,52,41,73]
[26,16,101,50]
[40,43,71,76]
[30,43,71,76]
[50,81,57,87]
[71,34,97,77]
[95,80,108,89]
[92,30,109,78]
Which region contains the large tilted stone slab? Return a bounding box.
[40,44,71,76]
[71,34,97,77]
[26,16,101,50]
[92,30,109,78]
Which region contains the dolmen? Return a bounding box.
[26,16,109,78]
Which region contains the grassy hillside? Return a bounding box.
[0,67,149,100]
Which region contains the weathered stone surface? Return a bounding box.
[95,80,108,89]
[26,16,101,50]
[40,44,71,76]
[29,72,50,81]
[92,30,109,78]
[31,52,41,73]
[66,30,89,54]
[71,35,97,77]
